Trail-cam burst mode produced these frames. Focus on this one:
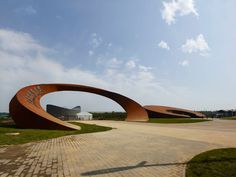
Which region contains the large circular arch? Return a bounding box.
[9,84,149,130]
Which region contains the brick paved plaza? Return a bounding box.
[0,119,236,177]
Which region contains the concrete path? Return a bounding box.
[0,119,236,177]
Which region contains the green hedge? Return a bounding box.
[91,112,126,121]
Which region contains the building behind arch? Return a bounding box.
[46,104,82,121]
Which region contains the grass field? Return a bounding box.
[148,118,210,124]
[222,117,236,120]
[0,121,112,145]
[186,148,236,177]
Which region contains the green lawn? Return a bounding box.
[186,148,236,177]
[148,118,210,123]
[0,121,112,145]
[222,117,236,120]
[69,122,112,134]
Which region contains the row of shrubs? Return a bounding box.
[0,112,9,119]
[0,112,127,121]
[91,112,126,121]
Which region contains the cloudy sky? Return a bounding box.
[0,0,236,112]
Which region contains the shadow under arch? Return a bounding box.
[9,84,148,130]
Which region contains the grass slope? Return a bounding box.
[0,122,112,145]
[186,148,236,177]
[148,118,210,124]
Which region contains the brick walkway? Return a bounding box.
[1,119,236,177]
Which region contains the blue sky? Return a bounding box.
[0,0,236,112]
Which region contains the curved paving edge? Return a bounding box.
[9,84,148,130]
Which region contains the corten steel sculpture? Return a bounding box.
[9,84,148,130]
[144,105,205,118]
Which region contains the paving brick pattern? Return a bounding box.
[1,119,236,177]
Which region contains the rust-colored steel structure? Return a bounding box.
[9,84,148,130]
[144,105,205,118]
[9,83,205,130]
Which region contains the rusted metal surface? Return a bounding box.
[9,84,148,130]
[9,83,205,130]
[144,105,206,118]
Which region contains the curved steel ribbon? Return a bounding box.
[9,84,149,130]
[144,105,205,118]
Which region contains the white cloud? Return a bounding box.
[126,60,136,69]
[161,0,198,25]
[179,60,189,67]
[138,65,152,72]
[136,70,154,82]
[24,6,37,14]
[181,34,210,55]
[15,6,37,15]
[90,33,102,48]
[0,29,189,112]
[88,50,94,56]
[0,29,107,111]
[56,15,63,20]
[158,40,170,50]
[108,58,123,68]
[107,43,112,47]
[0,29,45,54]
[97,57,123,68]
